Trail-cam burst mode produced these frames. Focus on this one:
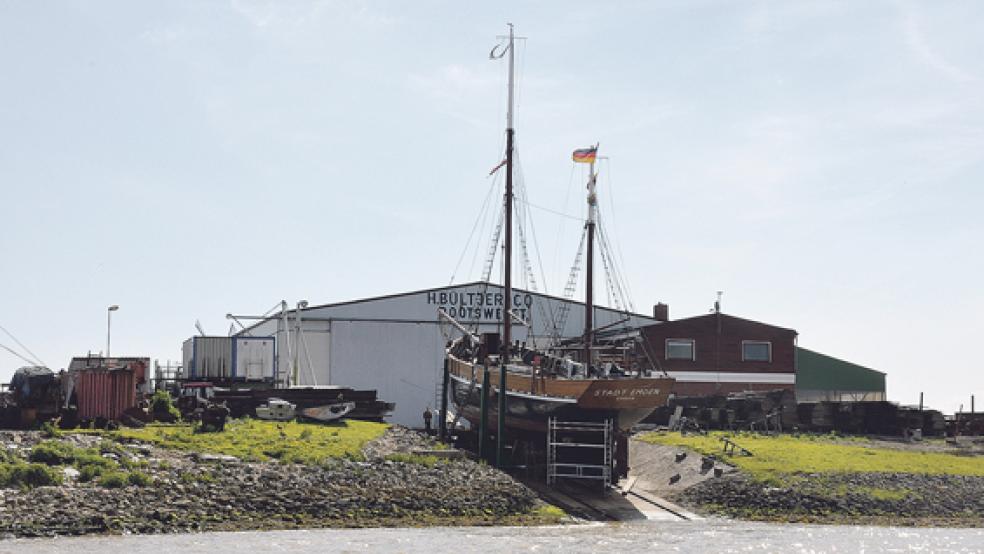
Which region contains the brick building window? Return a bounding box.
[742,341,771,362]
[666,339,695,360]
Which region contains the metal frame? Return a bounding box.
[546,417,613,486]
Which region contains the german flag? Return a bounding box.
[572,147,597,164]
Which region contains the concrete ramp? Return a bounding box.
[525,479,695,522]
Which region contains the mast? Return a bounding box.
[495,24,516,469]
[583,146,598,368]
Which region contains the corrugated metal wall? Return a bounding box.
[182,337,232,379]
[181,336,276,380]
[73,369,136,421]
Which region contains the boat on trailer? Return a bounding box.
[300,401,356,423]
[255,398,296,421]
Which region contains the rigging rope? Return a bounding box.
[597,214,635,314]
[0,342,40,367]
[0,324,44,367]
[601,158,638,309]
[449,174,501,284]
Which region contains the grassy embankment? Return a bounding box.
[101,418,390,464]
[0,419,389,489]
[640,432,984,482]
[1,420,390,489]
[92,419,566,526]
[639,431,984,525]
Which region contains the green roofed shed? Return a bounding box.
[795,347,886,402]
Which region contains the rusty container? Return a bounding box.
[73,368,136,421]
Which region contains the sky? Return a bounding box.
[1,1,981,413]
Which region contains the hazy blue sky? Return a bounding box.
[1,1,981,413]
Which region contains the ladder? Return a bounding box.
[552,228,587,341]
[546,417,613,486]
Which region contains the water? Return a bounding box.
[1,520,981,553]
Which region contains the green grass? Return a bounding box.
[638,432,984,479]
[532,504,567,519]
[91,419,388,465]
[384,453,446,467]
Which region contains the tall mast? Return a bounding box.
[583,146,598,368]
[496,24,516,469]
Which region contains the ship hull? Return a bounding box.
[447,355,673,433]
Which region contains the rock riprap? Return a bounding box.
[0,427,544,538]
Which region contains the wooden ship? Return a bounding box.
[442,25,674,474]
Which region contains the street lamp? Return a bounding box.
[107,305,119,358]
[293,300,309,385]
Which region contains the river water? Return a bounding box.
[1,520,981,553]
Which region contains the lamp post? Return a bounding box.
[294,300,308,385]
[106,305,119,358]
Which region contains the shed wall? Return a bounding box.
[237,283,658,426]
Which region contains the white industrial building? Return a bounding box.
[237,281,658,427]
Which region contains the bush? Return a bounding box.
[79,464,104,482]
[40,421,62,438]
[28,441,76,465]
[127,471,152,487]
[0,462,63,488]
[98,471,129,489]
[151,391,181,422]
[30,440,117,479]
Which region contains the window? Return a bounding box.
[742,341,772,362]
[666,339,695,361]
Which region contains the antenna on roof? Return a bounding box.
[714,291,723,314]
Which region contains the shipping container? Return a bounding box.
[68,356,149,390]
[182,336,276,381]
[72,368,136,421]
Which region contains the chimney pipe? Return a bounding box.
[653,303,669,322]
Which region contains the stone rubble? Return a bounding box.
[673,471,984,525]
[0,427,542,538]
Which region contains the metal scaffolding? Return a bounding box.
[546,417,613,486]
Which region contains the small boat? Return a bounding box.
[255,398,296,421]
[300,401,356,422]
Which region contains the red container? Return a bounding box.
[73,368,136,421]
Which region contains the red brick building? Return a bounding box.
[640,309,797,396]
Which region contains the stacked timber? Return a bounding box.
[213,387,394,422]
[922,409,947,436]
[797,402,835,431]
[646,394,947,437]
[644,389,796,431]
[860,402,901,435]
[954,412,984,435]
[897,407,927,435]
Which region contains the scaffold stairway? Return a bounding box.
[546,417,613,486]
